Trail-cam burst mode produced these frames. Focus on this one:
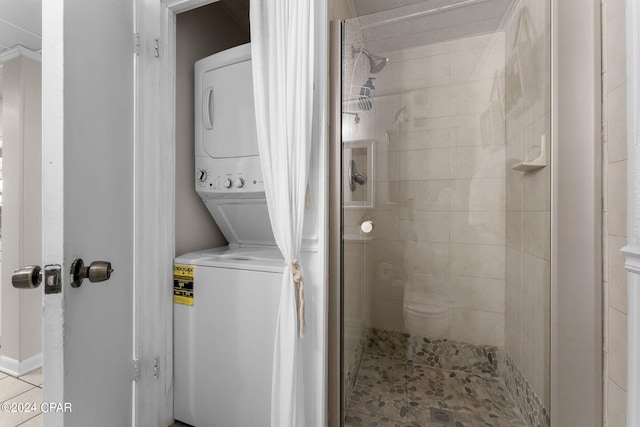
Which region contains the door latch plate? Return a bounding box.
[43,264,62,294]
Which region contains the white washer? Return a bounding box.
[174,246,282,427]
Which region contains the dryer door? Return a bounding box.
[201,58,259,158]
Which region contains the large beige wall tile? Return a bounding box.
[368,298,406,332]
[450,112,506,147]
[404,272,453,307]
[371,210,400,241]
[607,83,627,163]
[450,276,505,313]
[505,284,522,362]
[607,160,627,237]
[605,0,627,91]
[398,128,450,151]
[522,254,551,309]
[399,211,450,243]
[608,235,628,314]
[401,86,451,119]
[344,242,365,322]
[521,340,549,410]
[521,294,546,352]
[522,167,551,212]
[506,174,523,212]
[400,53,450,90]
[607,378,627,427]
[399,148,450,180]
[505,247,522,289]
[450,33,501,52]
[506,211,522,249]
[450,211,506,245]
[451,178,506,211]
[522,212,551,260]
[376,150,399,182]
[450,38,505,83]
[608,307,627,390]
[400,180,452,211]
[404,241,450,276]
[450,244,505,279]
[450,309,505,346]
[391,41,450,62]
[450,79,504,115]
[450,145,506,179]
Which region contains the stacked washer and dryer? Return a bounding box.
[173,43,281,427]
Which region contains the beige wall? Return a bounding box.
[175,3,250,256]
[602,0,628,425]
[0,53,42,366]
[504,0,552,410]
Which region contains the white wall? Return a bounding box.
[0,51,42,375]
[174,3,249,256]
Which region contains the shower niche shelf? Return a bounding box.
[512,136,548,172]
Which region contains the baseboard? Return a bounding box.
[0,353,42,377]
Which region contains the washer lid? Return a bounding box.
[175,245,284,273]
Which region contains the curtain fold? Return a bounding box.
[249,1,314,426]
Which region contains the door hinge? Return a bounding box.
[132,359,140,382]
[134,32,141,56]
[154,38,160,59]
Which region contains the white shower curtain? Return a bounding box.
[249,1,314,426]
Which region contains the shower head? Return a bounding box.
[352,47,389,74]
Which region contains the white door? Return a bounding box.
[40,0,134,425]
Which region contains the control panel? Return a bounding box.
[195,156,265,194]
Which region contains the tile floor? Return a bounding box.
[344,334,528,427]
[0,369,43,427]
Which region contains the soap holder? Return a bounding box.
[512,136,548,172]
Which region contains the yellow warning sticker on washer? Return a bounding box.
[174,264,194,305]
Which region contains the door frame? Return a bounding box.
[136,1,329,425]
[132,1,228,424]
[551,0,603,425]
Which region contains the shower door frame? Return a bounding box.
[330,0,604,425]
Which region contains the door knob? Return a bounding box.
[12,264,62,294]
[12,266,42,289]
[70,258,114,288]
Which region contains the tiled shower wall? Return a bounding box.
[343,32,507,347]
[601,0,628,425]
[503,0,552,412]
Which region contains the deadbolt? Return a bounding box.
[70,258,114,288]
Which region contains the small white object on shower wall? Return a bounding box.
[512,135,548,172]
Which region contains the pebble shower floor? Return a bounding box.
[344,329,529,427]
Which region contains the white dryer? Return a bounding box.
[174,43,282,426]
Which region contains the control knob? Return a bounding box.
[198,170,207,182]
[224,178,233,189]
[235,178,245,188]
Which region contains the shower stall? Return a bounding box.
[339,0,551,426]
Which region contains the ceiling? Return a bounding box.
[0,0,41,53]
[349,0,514,53]
[0,0,42,97]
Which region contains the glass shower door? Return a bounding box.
[340,1,551,426]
